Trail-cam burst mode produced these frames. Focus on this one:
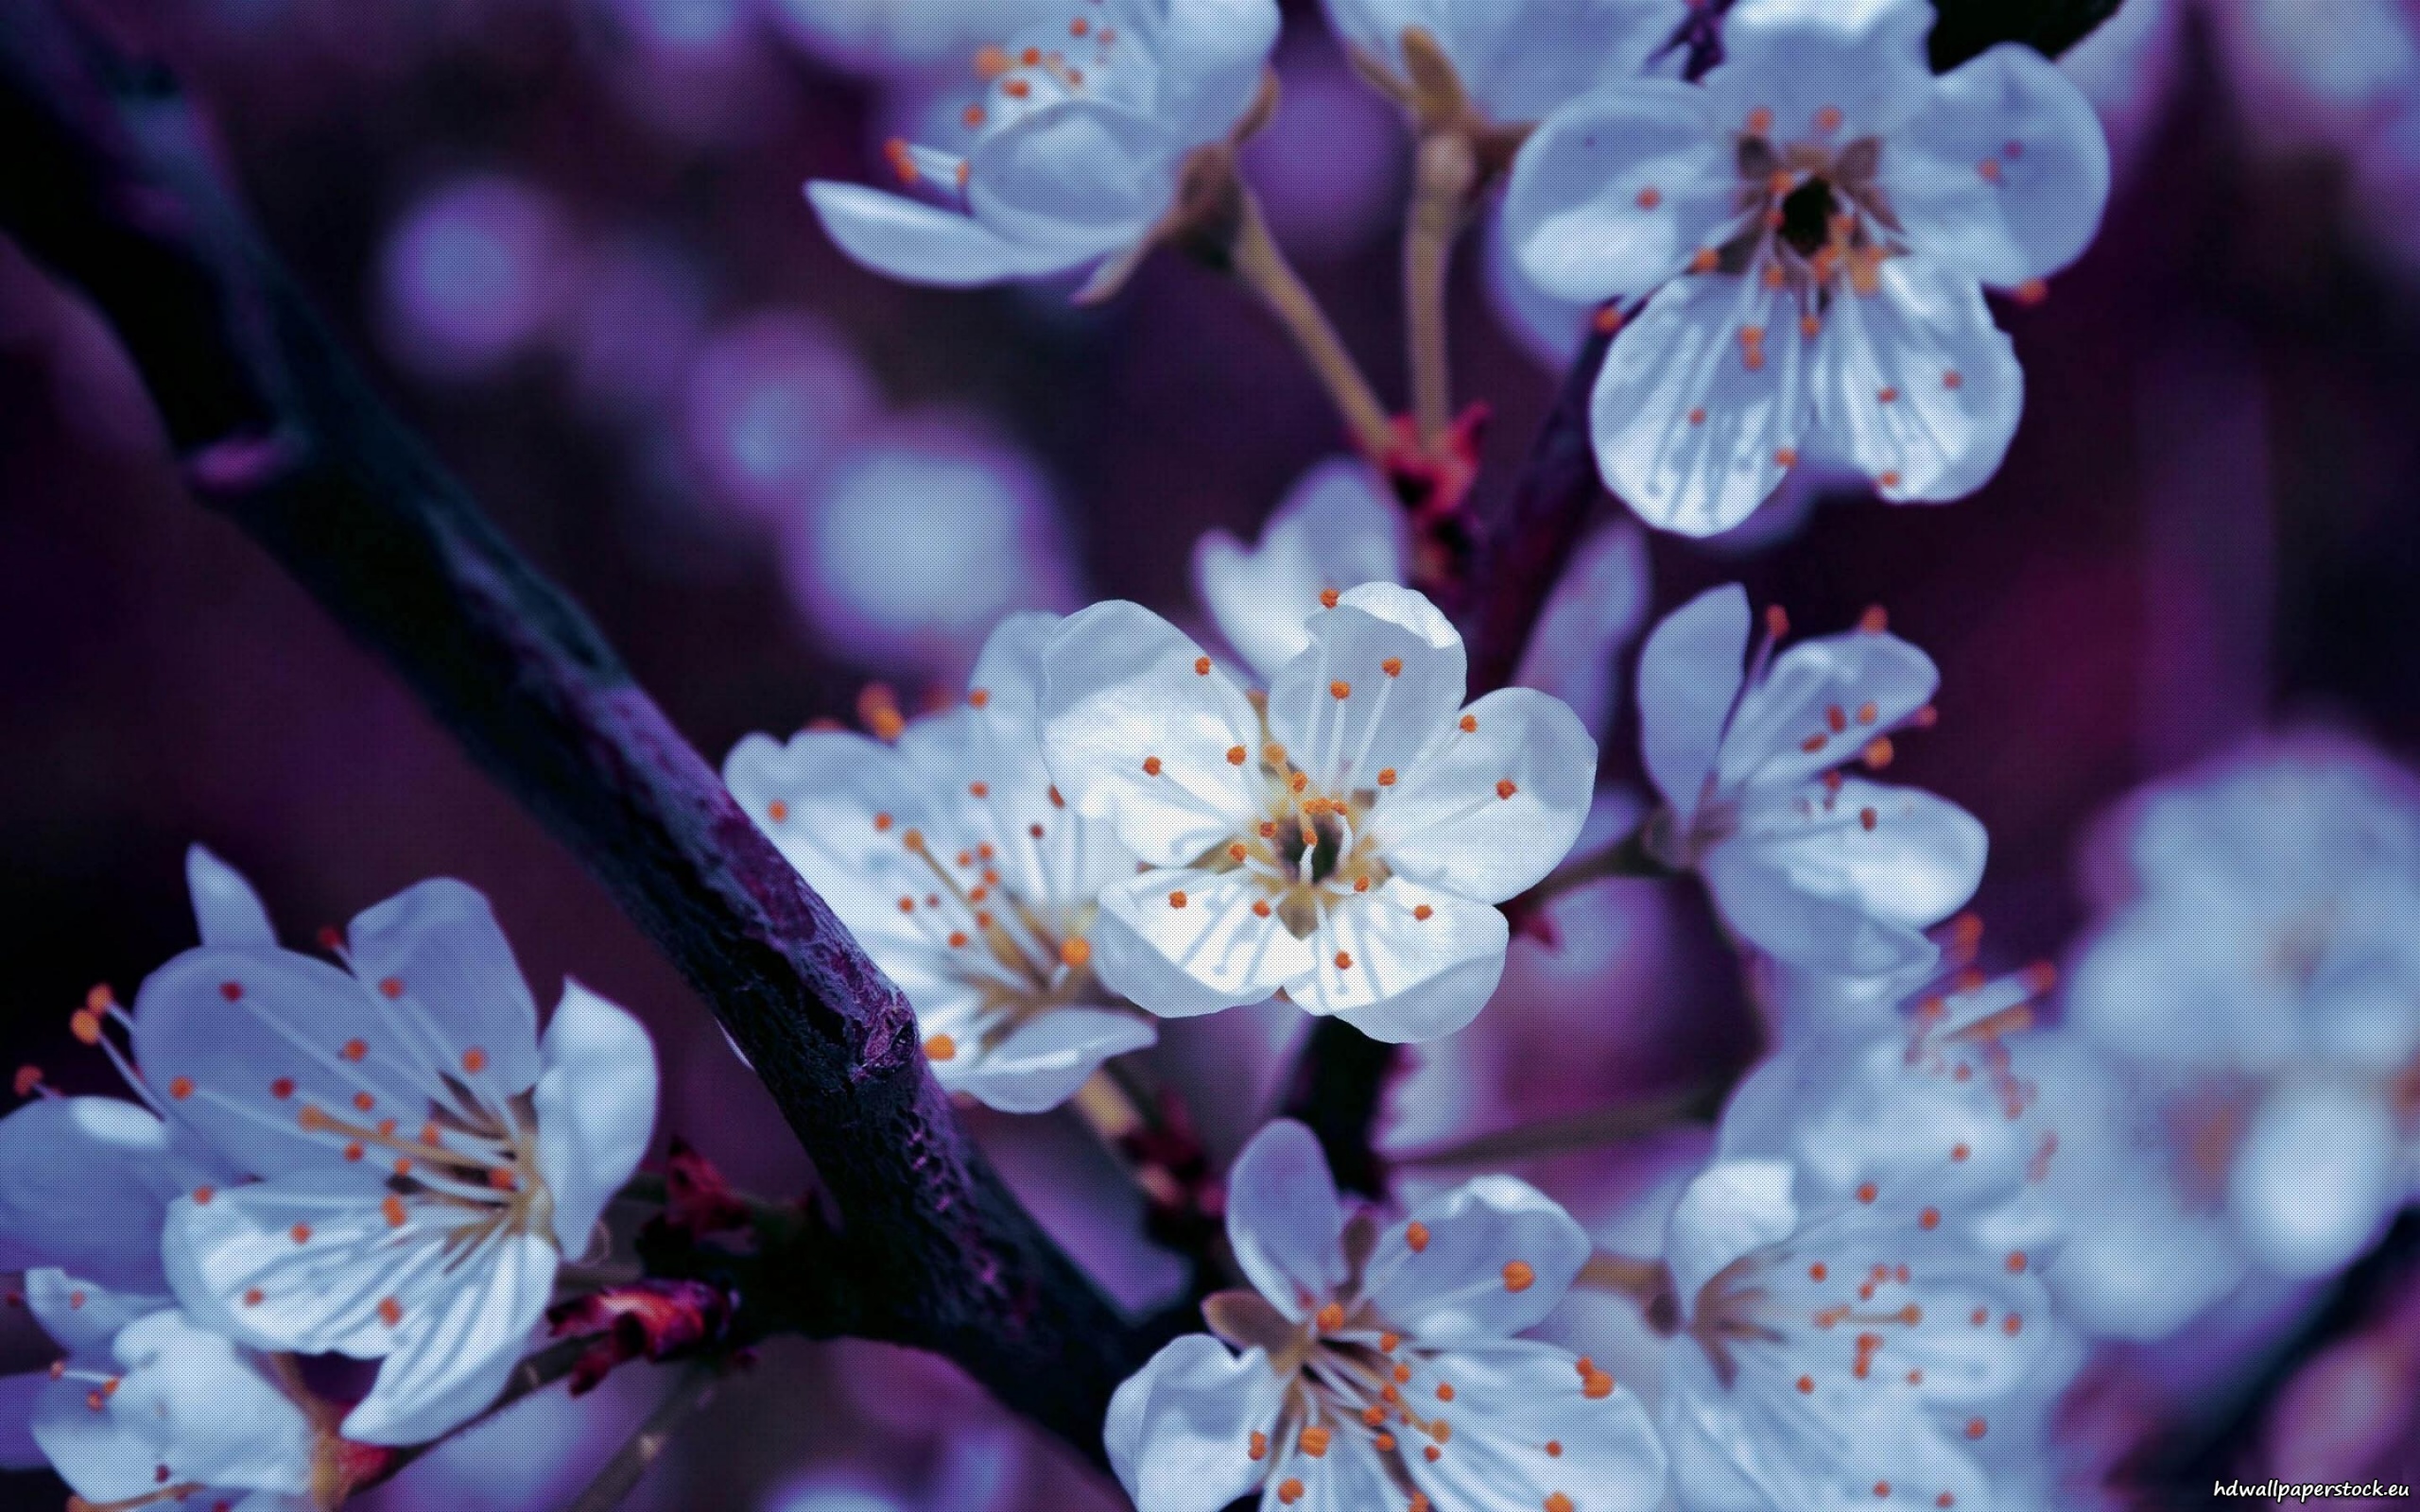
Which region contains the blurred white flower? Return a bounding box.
[1041,585,1597,1041]
[780,417,1079,675]
[683,311,877,523]
[1503,0,2110,534]
[764,0,1066,78]
[726,614,1158,1112]
[375,174,575,380]
[1193,459,1409,684]
[1108,1120,1666,1512]
[1636,584,1985,978]
[807,0,1281,295]
[2067,738,2420,1280]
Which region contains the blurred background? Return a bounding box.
[3,0,2420,1506]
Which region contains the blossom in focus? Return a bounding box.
[2066,739,2420,1280]
[806,0,1282,295]
[1040,584,1597,1041]
[1107,1119,1667,1512]
[1655,1151,2053,1512]
[1323,0,1672,126]
[725,613,1158,1111]
[124,851,658,1447]
[1503,0,2111,535]
[1637,584,1985,978]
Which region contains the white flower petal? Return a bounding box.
[1807,259,2025,504]
[33,1308,317,1503]
[1226,1120,1349,1319]
[1735,779,1988,929]
[1665,1158,1798,1306]
[1711,0,1936,141]
[1504,79,1739,303]
[723,728,948,949]
[1880,43,2112,288]
[1259,1430,1397,1512]
[1292,883,1507,1044]
[339,1229,557,1445]
[806,181,1093,286]
[1590,272,1815,537]
[1512,521,1651,746]
[1363,1176,1589,1342]
[1718,627,1941,793]
[1701,838,1945,976]
[0,1098,217,1293]
[130,945,413,1180]
[25,1270,165,1358]
[1150,0,1284,144]
[2228,1080,2401,1279]
[944,1007,1159,1113]
[185,846,277,947]
[1092,868,1317,1017]
[1106,1336,1283,1512]
[533,983,659,1255]
[1376,688,1598,904]
[163,1177,453,1359]
[966,99,1182,254]
[1636,584,1751,827]
[1041,601,1263,866]
[1268,588,1467,795]
[1193,459,1407,683]
[1402,1341,1668,1512]
[345,877,543,1097]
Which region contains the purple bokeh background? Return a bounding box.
[5,0,2420,1506]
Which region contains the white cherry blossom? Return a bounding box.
[1108,1119,1666,1512]
[2067,738,2420,1280]
[1637,584,1985,978]
[1655,1153,2052,1512]
[1503,0,2111,534]
[1040,584,1597,1042]
[0,1271,323,1512]
[1323,0,1674,126]
[807,0,1281,294]
[109,854,660,1448]
[725,613,1157,1112]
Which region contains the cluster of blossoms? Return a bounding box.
[0,851,659,1508]
[27,0,2420,1505]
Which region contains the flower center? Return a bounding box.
[893,822,1105,1056]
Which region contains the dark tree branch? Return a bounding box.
[0,0,1143,1465]
[1284,0,2129,1212]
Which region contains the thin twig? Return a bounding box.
[558,1363,724,1512]
[1228,187,1397,458]
[1403,130,1474,449]
[1391,1087,1722,1170]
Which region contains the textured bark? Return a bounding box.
[0,2,1140,1463]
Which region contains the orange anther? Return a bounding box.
[1689,248,1719,274]
[1856,1182,1878,1204]
[289,1224,312,1245]
[1636,186,1663,210]
[1330,680,1351,700]
[1300,1426,1332,1457]
[378,1297,403,1327]
[1248,1431,1268,1461]
[925,1034,958,1062]
[1502,1261,1535,1293]
[1407,1221,1430,1252]
[1252,900,1272,918]
[462,1047,489,1074]
[1143,756,1164,776]
[1746,106,1773,135]
[340,1040,368,1063]
[1319,589,1340,609]
[378,976,405,999]
[1459,714,1478,733]
[1168,890,1188,909]
[383,1195,406,1228]
[1335,952,1354,970]
[1377,767,1397,786]
[1412,904,1434,920]
[1814,104,1843,132]
[167,1076,193,1101]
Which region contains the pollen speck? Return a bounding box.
[289,1224,312,1245]
[925,1034,958,1062]
[1407,1221,1430,1252]
[1194,657,1211,676]
[1503,1261,1536,1293]
[1688,406,1707,425]
[1495,779,1517,799]
[1319,589,1340,609]
[378,1297,403,1327]
[1856,1182,1878,1204]
[1381,657,1403,678]
[1460,714,1478,733]
[1330,680,1351,700]
[1413,904,1434,920]
[462,1047,489,1074]
[383,1196,406,1228]
[1377,767,1397,786]
[1334,952,1353,971]
[339,1039,368,1063]
[1636,186,1662,209]
[1142,756,1163,776]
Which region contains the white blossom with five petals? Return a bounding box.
[725,613,1157,1111]
[1040,584,1597,1042]
[1637,584,1985,978]
[807,0,1280,294]
[1108,1120,1667,1512]
[119,853,658,1449]
[1503,0,2111,534]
